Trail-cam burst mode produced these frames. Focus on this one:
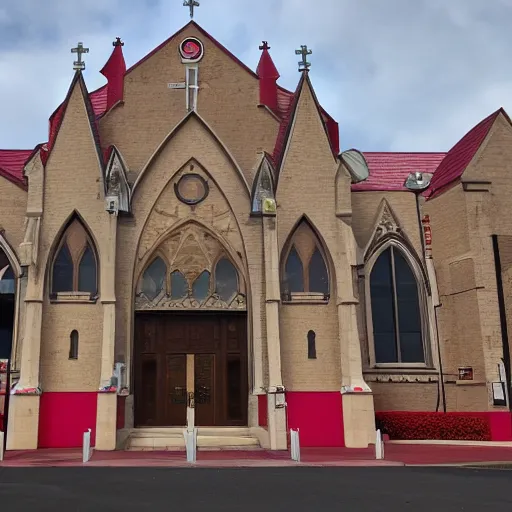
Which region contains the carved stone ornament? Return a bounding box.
[174,173,209,205]
[105,147,131,214]
[365,200,402,257]
[135,291,246,311]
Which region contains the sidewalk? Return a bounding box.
[3,443,512,468]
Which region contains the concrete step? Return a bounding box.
[125,427,260,451]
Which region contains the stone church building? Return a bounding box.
[1,19,512,452]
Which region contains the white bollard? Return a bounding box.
[0,431,4,462]
[290,429,301,463]
[82,429,93,463]
[375,429,385,460]
[184,427,197,463]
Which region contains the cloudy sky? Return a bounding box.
[1,0,511,153]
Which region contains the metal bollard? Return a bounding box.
[290,429,301,462]
[82,429,93,463]
[184,427,197,463]
[0,431,4,462]
[375,429,385,460]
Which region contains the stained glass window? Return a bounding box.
[215,258,238,302]
[370,247,424,364]
[192,271,210,301]
[78,245,97,295]
[171,271,188,299]
[142,257,167,301]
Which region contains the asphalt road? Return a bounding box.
[0,466,510,511]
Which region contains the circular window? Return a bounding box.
[179,37,204,62]
[174,174,209,205]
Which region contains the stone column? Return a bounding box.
[95,213,118,450]
[7,264,44,450]
[262,214,287,450]
[336,217,375,448]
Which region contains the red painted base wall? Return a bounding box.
[286,392,344,447]
[38,392,98,448]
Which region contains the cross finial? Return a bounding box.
[71,42,89,71]
[295,45,312,72]
[183,0,200,18]
[113,37,124,47]
[259,41,271,51]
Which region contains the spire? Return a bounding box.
[100,37,127,111]
[257,41,280,112]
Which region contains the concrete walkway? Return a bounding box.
[3,443,512,467]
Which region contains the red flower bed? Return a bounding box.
[375,412,492,441]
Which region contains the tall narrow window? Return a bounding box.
[307,330,317,359]
[186,66,199,111]
[69,330,79,359]
[0,265,15,295]
[284,247,304,293]
[369,246,424,364]
[142,257,167,301]
[170,270,188,300]
[309,248,329,294]
[50,219,98,298]
[78,245,97,294]
[215,257,238,302]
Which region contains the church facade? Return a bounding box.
[1,20,512,452]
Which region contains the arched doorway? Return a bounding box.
[0,248,16,435]
[133,225,249,428]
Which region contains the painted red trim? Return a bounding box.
[38,392,98,449]
[286,392,344,447]
[258,394,267,428]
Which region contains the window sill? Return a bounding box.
[50,292,98,304]
[364,367,439,384]
[365,367,438,374]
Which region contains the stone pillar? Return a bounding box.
[7,264,44,450]
[95,214,118,450]
[262,214,287,450]
[336,218,375,448]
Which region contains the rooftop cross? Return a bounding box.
[183,0,200,19]
[71,42,89,71]
[295,45,312,72]
[259,41,271,51]
[113,37,124,47]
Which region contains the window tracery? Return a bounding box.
[281,220,330,302]
[136,225,246,311]
[50,219,98,299]
[367,244,428,366]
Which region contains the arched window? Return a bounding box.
[215,257,238,302]
[50,219,98,297]
[192,271,210,302]
[170,271,188,300]
[69,330,79,360]
[282,220,330,301]
[142,257,167,301]
[369,246,425,364]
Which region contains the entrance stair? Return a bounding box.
[125,427,260,451]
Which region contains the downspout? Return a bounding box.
[415,193,446,412]
[491,235,512,411]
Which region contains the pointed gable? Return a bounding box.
[0,150,32,190]
[425,108,504,199]
[275,73,337,178]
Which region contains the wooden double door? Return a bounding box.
[134,312,248,427]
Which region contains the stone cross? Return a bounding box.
[183,0,200,18]
[71,42,89,71]
[295,45,312,72]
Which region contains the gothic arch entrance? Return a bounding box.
[133,225,249,428]
[0,248,16,435]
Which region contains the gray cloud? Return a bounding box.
[1,0,511,153]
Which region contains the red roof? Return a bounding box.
[0,149,32,189]
[352,152,447,192]
[425,109,503,199]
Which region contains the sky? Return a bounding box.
[1,0,512,152]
